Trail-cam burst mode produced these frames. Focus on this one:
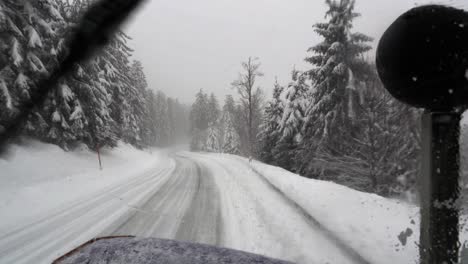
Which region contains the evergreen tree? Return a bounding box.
[190,89,209,132]
[72,57,119,149]
[53,0,118,149]
[272,135,297,172]
[205,93,222,151]
[130,61,147,91]
[103,32,143,147]
[258,79,284,163]
[154,91,170,146]
[189,89,209,150]
[129,60,151,146]
[166,97,176,145]
[299,0,372,178]
[207,93,221,125]
[336,74,421,195]
[0,0,63,140]
[0,0,186,151]
[223,95,236,116]
[280,69,309,142]
[145,90,158,146]
[222,114,241,155]
[204,122,220,152]
[270,70,309,171]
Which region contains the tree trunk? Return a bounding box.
[248,94,253,156]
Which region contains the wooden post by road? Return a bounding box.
[96,143,103,170]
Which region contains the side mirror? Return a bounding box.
[377,5,468,111]
[376,5,468,264]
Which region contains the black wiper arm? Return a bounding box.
[0,0,147,154]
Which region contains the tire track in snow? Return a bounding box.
[111,156,223,246]
[110,158,196,238]
[175,158,223,246]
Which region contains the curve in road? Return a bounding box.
[0,152,370,264]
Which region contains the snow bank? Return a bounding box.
[0,140,165,232]
[248,159,420,264]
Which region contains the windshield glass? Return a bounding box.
[1,0,468,263]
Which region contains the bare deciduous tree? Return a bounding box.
[231,57,264,156]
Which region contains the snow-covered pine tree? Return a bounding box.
[44,82,89,149]
[129,60,151,146]
[75,56,119,148]
[218,95,235,146]
[166,97,178,145]
[153,91,171,146]
[279,69,308,142]
[222,95,236,117]
[39,1,93,149]
[130,61,147,91]
[102,31,142,147]
[58,0,118,149]
[251,88,265,157]
[271,70,309,171]
[207,93,221,126]
[299,0,372,178]
[204,122,220,152]
[144,90,158,146]
[190,90,209,131]
[0,0,64,140]
[189,89,209,151]
[232,103,248,154]
[56,0,149,150]
[0,0,159,150]
[258,79,284,163]
[337,74,421,195]
[205,93,222,151]
[222,113,241,155]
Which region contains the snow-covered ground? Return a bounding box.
[0,141,176,263]
[0,141,449,264]
[0,140,168,231]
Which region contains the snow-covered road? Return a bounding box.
[0,151,375,264]
[110,157,223,245]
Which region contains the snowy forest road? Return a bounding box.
[0,152,369,264]
[110,157,223,245]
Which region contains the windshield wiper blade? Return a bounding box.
[0,0,147,154]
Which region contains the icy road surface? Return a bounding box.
[0,150,373,264]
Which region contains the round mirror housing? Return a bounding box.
[376,5,468,111]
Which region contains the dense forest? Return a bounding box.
[189,0,421,197]
[0,0,189,150]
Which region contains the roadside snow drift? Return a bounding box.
[248,158,420,264]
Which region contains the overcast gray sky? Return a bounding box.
[124,0,467,104]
